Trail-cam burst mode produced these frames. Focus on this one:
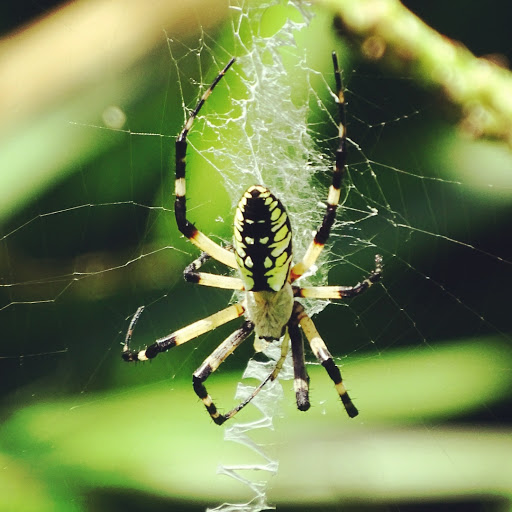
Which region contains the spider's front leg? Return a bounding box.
[293,302,359,418]
[192,320,254,425]
[288,309,311,411]
[122,303,245,362]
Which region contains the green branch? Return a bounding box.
[314,0,512,146]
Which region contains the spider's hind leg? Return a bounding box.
[290,51,347,282]
[174,58,238,269]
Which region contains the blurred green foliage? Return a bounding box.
[1,1,511,511]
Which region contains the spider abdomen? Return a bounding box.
[234,185,293,292]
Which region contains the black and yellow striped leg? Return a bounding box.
[295,304,358,418]
[175,58,237,269]
[288,308,310,411]
[294,254,383,299]
[184,251,245,290]
[215,329,292,423]
[291,52,346,282]
[193,320,254,425]
[122,303,245,362]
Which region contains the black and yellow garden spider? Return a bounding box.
[123,53,383,425]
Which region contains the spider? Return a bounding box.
[123,52,383,425]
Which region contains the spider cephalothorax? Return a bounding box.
[123,53,383,425]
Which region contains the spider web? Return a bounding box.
[1,1,512,511]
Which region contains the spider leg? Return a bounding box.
[291,52,346,281]
[122,303,245,362]
[288,308,311,411]
[217,329,292,423]
[294,254,383,299]
[193,320,255,425]
[175,58,237,269]
[184,251,245,290]
[295,303,358,418]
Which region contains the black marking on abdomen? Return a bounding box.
[234,186,292,291]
